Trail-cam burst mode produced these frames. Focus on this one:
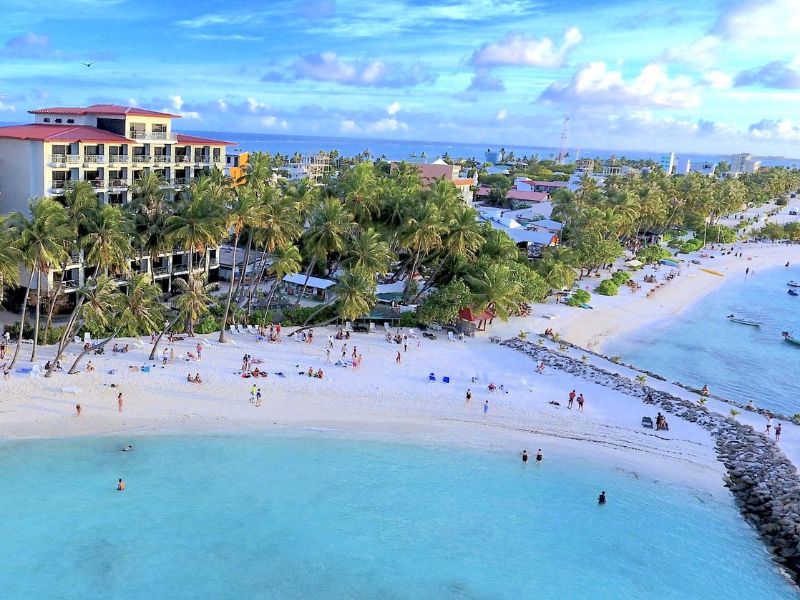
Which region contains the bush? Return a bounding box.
[637,245,672,264]
[677,238,704,254]
[195,316,220,335]
[399,311,420,328]
[5,323,66,345]
[566,289,591,306]
[279,304,337,326]
[595,279,619,296]
[610,271,630,285]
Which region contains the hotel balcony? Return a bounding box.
[131,155,152,165]
[49,154,82,167]
[108,154,129,165]
[172,262,189,275]
[153,155,172,165]
[174,155,192,164]
[159,178,174,189]
[60,279,80,292]
[65,251,82,266]
[129,131,178,142]
[84,155,105,165]
[194,155,212,165]
[85,179,105,190]
[108,179,128,192]
[173,177,194,188]
[49,180,68,193]
[152,266,171,278]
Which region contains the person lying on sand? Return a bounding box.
[193,373,202,384]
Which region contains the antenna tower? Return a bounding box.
[556,115,570,164]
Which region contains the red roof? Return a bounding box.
[0,124,132,143]
[29,104,180,118]
[458,307,495,322]
[175,133,234,146]
[505,189,548,203]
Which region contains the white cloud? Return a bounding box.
[387,101,400,115]
[170,95,184,110]
[164,96,200,120]
[217,99,229,111]
[496,108,507,121]
[470,27,582,69]
[340,119,358,133]
[748,118,800,141]
[714,0,800,42]
[290,52,433,87]
[541,62,700,109]
[661,35,720,69]
[0,99,16,112]
[367,118,408,133]
[127,98,138,107]
[704,70,733,89]
[247,97,270,112]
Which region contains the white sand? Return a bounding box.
[0,243,796,497]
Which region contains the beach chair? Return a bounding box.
[236,324,246,335]
[442,376,450,384]
[247,325,257,334]
[408,328,418,338]
[369,322,376,334]
[641,416,654,429]
[73,336,81,344]
[229,325,238,335]
[428,373,436,382]
[383,322,390,332]
[447,331,455,342]
[83,332,92,344]
[344,321,353,332]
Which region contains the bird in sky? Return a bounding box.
[81,62,95,68]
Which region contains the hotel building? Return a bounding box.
[0,104,233,302]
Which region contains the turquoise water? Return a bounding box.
[608,265,800,415]
[0,434,794,599]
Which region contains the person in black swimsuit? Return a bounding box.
[598,491,606,505]
[521,450,528,463]
[536,449,543,462]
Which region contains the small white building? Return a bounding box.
[690,161,717,177]
[676,157,692,176]
[730,153,761,175]
[282,273,336,302]
[659,152,676,175]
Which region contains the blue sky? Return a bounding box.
[1,0,799,155]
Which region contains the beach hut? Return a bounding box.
[457,307,495,335]
[282,273,336,302]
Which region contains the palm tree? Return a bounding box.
[219,186,264,342]
[260,244,302,317]
[534,248,577,291]
[166,194,226,287]
[467,263,522,321]
[63,276,121,373]
[68,274,163,374]
[8,198,72,365]
[82,204,132,276]
[344,227,392,279]
[340,161,378,224]
[171,276,213,336]
[0,217,21,305]
[400,203,445,299]
[296,198,354,304]
[290,269,376,334]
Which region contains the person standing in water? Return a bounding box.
[521,450,528,463]
[598,491,606,505]
[117,393,124,412]
[577,393,585,412]
[536,449,543,462]
[117,478,126,491]
[568,390,575,409]
[776,423,782,442]
[465,389,472,407]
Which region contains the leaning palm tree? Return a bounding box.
[0,217,21,305]
[290,269,376,334]
[68,274,163,374]
[400,203,445,300]
[219,186,264,342]
[259,243,302,317]
[62,276,122,373]
[340,161,378,224]
[171,276,213,337]
[8,198,73,366]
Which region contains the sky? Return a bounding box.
[1,0,799,156]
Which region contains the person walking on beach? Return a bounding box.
[117,478,125,491]
[775,423,782,442]
[522,450,528,463]
[403,335,408,352]
[465,389,472,407]
[117,393,124,412]
[196,343,202,360]
[483,400,489,414]
[536,449,543,463]
[352,346,357,361]
[250,384,257,403]
[162,348,169,366]
[396,351,401,365]
[326,348,331,363]
[255,389,262,407]
[577,393,585,412]
[341,344,347,359]
[75,403,81,416]
[568,390,575,409]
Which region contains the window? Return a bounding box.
[55,118,62,123]
[152,124,167,133]
[67,119,74,124]
[43,118,51,123]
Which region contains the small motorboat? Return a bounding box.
[788,281,800,288]
[782,332,800,346]
[790,289,799,297]
[726,314,762,327]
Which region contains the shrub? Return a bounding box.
[677,238,704,254]
[610,271,630,285]
[566,289,591,306]
[595,279,619,296]
[195,316,220,335]
[398,311,420,328]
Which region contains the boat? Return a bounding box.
[782,332,800,346]
[726,315,762,327]
[700,268,724,277]
[790,289,799,297]
[788,281,800,288]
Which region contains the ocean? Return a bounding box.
[0,433,794,599]
[184,130,800,168]
[607,265,800,416]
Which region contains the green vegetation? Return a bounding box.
[595,279,619,296]
[565,289,591,306]
[636,245,672,264]
[757,222,800,241]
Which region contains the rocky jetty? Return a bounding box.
[503,337,800,585]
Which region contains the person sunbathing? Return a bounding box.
[488,383,497,392]
[86,361,95,372]
[187,373,193,382]
[121,344,129,353]
[112,344,120,353]
[193,373,202,384]
[315,369,324,379]
[307,367,314,377]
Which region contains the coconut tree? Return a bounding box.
[467,262,522,321]
[219,186,264,342]
[340,161,378,224]
[400,203,445,299]
[68,274,163,374]
[290,269,376,334]
[62,276,121,373]
[344,227,392,280]
[0,217,21,305]
[534,248,577,291]
[171,276,213,336]
[259,243,302,317]
[8,198,72,366]
[166,194,226,287]
[296,198,354,304]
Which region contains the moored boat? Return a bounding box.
[782,331,800,346]
[726,314,762,326]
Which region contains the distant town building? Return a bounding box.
[601,165,640,177]
[391,158,475,203]
[675,157,692,176]
[513,177,569,194]
[690,161,717,177]
[574,158,595,174]
[730,153,761,175]
[285,152,332,182]
[659,152,676,175]
[225,150,249,183]
[567,172,605,192]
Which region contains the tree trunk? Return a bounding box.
[218,230,240,343]
[68,326,121,374]
[412,255,448,303]
[403,250,422,301]
[294,256,318,307]
[233,232,253,302]
[42,275,64,348]
[261,279,279,322]
[31,265,43,361]
[245,245,272,318]
[44,306,83,378]
[149,313,182,360]
[8,269,36,370]
[288,300,338,336]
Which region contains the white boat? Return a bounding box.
[726,315,762,327]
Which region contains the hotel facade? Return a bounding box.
[0,104,233,301]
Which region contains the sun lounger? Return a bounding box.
[247,325,257,334]
[229,325,238,335]
[369,322,376,334]
[83,332,92,344]
[642,416,654,429]
[384,322,390,332]
[442,376,450,384]
[429,373,436,382]
[345,321,353,332]
[408,328,418,338]
[73,336,81,344]
[447,331,455,342]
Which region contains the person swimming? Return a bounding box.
[598,490,606,505]
[536,449,543,462]
[121,445,133,452]
[522,450,528,463]
[117,478,126,491]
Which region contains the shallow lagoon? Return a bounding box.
[0,434,794,599]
